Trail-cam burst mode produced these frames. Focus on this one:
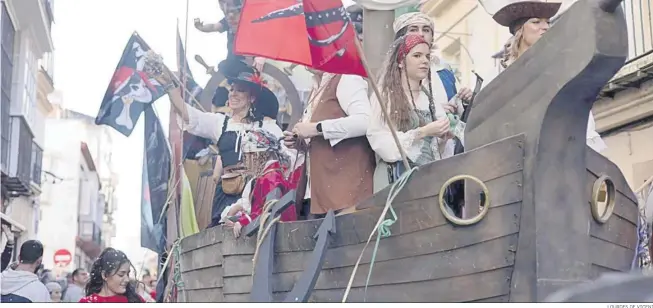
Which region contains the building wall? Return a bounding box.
[38,119,82,275]
[601,124,653,190]
[1,0,54,250]
[37,108,118,273]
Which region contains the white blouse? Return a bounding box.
[184,106,283,143]
[367,90,456,164]
[184,106,304,169]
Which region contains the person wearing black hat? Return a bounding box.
[168,60,300,228]
[485,0,607,153]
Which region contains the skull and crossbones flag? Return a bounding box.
[94,33,168,137]
[234,0,366,77]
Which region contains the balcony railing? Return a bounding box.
[31,142,42,186]
[4,116,34,195]
[1,99,9,174]
[624,0,653,61]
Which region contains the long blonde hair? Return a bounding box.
[377,35,434,131]
[501,27,524,68]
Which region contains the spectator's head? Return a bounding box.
[86,248,142,303]
[39,268,55,284]
[18,240,43,272]
[72,268,89,286]
[46,282,63,302]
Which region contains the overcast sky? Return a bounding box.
[52,0,354,266]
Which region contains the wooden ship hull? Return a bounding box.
[177,0,639,302]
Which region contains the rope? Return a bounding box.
[342,167,418,302]
[251,199,280,273]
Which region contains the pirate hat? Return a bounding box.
[218,59,279,118]
[482,0,561,34]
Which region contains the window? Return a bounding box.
[38,52,54,83]
[23,47,37,127]
[1,3,15,169]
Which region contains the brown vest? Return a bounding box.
[308,75,376,214]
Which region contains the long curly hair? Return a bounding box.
[377,35,435,131]
[501,26,524,68]
[85,248,143,303]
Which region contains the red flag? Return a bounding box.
[234,0,366,77]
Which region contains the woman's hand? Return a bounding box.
[292,122,319,139]
[442,103,457,114]
[232,222,243,238]
[283,131,297,148]
[419,117,450,138]
[457,87,473,102]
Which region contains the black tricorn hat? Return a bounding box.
[491,0,562,34]
[217,59,279,118]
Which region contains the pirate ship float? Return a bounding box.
[177,0,639,302]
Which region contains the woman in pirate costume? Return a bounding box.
[392,11,474,125]
[168,60,299,228]
[489,0,607,152]
[367,34,455,192]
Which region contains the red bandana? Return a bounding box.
[397,34,429,63]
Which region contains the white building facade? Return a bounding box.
[37,107,118,275]
[1,0,55,254]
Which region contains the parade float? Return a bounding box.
[174,0,640,303]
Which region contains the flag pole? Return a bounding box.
[352,37,412,171]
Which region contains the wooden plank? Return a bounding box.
[588,264,618,279]
[226,267,512,302]
[589,213,637,250]
[180,266,224,290]
[305,267,513,302]
[589,237,633,272]
[183,288,224,302]
[359,134,525,210]
[180,227,223,253]
[194,174,217,230]
[221,173,523,256]
[468,295,510,303]
[223,234,518,294]
[612,191,638,225]
[223,203,521,277]
[180,244,223,272]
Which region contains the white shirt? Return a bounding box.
[302,73,371,146]
[185,106,283,142]
[184,106,303,170]
[367,90,456,164]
